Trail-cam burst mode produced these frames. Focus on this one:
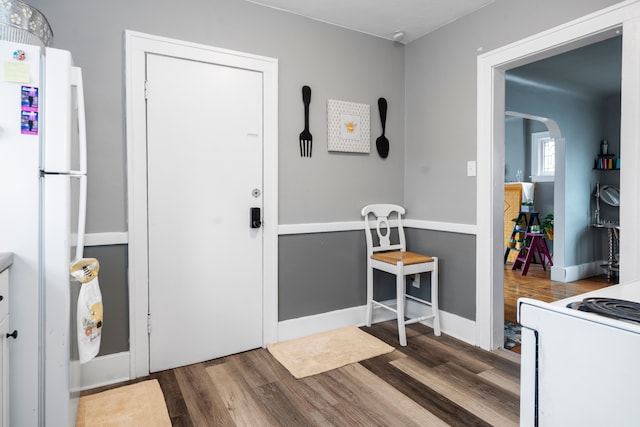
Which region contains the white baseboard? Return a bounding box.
[551,261,607,283]
[277,305,367,342]
[80,305,476,391]
[276,301,477,346]
[74,351,131,391]
[432,306,477,345]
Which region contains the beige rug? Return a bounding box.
[76,379,171,427]
[267,326,395,379]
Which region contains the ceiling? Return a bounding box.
[244,0,495,44]
[507,36,622,99]
[243,0,621,96]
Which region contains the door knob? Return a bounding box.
[6,330,17,339]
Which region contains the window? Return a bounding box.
[531,131,554,182]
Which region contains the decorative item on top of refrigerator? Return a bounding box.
[0,0,53,47]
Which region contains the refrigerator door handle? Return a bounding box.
[70,66,87,175]
[74,175,87,261]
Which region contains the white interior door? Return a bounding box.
[146,53,263,372]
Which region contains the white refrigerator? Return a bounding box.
[0,39,87,426]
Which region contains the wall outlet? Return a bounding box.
[467,160,477,176]
[411,274,420,288]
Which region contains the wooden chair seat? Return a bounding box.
[371,251,434,265]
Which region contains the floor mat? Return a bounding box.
[76,379,171,427]
[267,326,395,379]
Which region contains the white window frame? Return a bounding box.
[531,131,554,182]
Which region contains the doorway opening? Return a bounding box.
[476,2,640,351]
[501,37,623,352]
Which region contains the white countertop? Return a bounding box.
[0,253,13,273]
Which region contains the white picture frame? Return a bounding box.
[327,99,370,153]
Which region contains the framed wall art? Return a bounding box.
[327,99,370,153]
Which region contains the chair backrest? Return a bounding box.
[361,204,407,256]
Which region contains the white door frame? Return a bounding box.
[476,0,640,350]
[124,30,279,378]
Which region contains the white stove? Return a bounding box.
[518,282,640,426]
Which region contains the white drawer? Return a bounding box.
[0,271,7,321]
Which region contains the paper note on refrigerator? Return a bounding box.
[2,60,30,83]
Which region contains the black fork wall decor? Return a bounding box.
[299,85,312,157]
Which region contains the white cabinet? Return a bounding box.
[0,269,9,427]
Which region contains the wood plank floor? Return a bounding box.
[84,321,520,426]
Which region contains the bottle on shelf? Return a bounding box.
[595,138,619,170]
[594,154,619,170]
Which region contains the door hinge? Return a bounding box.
[147,313,151,334]
[144,80,149,100]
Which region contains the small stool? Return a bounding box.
[512,232,553,275]
[504,211,542,264]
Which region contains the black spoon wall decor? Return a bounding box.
[376,97,389,158]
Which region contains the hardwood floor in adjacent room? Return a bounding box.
[84,321,521,426]
[504,263,617,324]
[503,263,616,354]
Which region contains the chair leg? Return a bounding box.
[365,263,373,327]
[431,257,441,336]
[396,263,407,346]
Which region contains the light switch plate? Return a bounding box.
[467,160,476,177]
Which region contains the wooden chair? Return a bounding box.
[361,204,441,346]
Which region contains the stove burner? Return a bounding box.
[567,297,640,324]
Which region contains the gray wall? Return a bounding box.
[404,0,623,223]
[27,0,626,355]
[29,0,406,229]
[505,116,526,182]
[28,0,407,354]
[279,229,475,322]
[404,0,623,313]
[406,229,476,320]
[83,245,129,354]
[279,231,367,320]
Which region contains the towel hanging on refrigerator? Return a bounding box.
[70,258,103,364]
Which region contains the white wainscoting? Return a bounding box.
[278,219,477,236]
[83,220,477,244]
[83,232,128,247]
